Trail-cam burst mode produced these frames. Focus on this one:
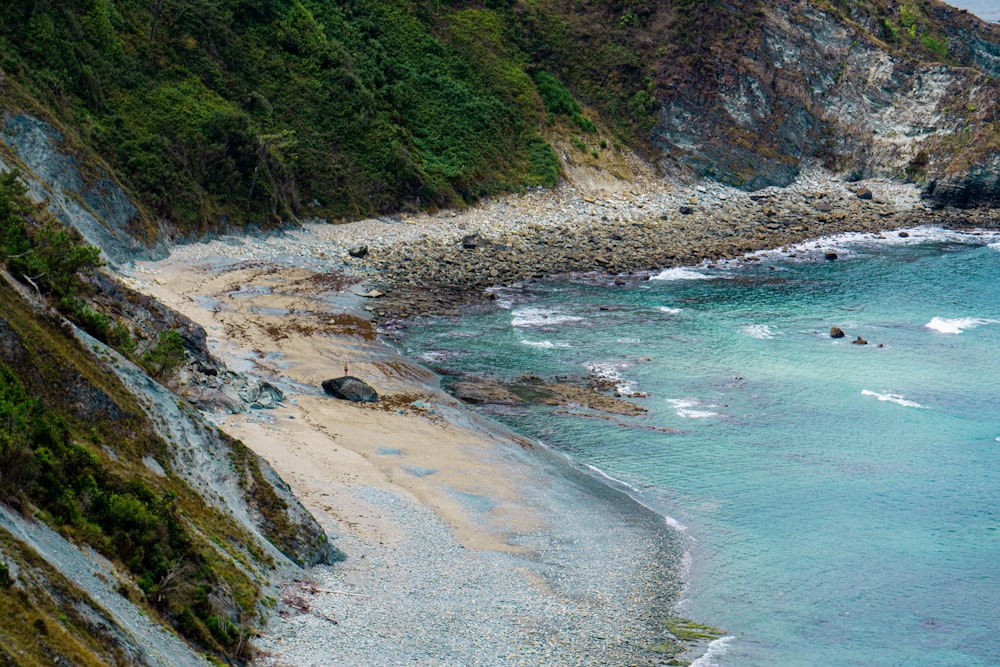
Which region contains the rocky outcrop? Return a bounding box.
[924,155,1000,208]
[0,113,165,266]
[322,375,379,402]
[84,325,341,567]
[650,2,1000,206]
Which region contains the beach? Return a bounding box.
[125,227,685,665]
[122,166,989,665]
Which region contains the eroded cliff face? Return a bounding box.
[0,114,340,664]
[649,0,1000,207]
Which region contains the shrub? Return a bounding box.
[140,330,186,379]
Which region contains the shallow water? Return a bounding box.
[398,227,1000,666]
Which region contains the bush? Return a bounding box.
[526,136,560,186]
[140,330,186,379]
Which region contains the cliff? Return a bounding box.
[0,167,340,665]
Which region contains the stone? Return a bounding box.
[462,234,479,249]
[679,205,694,215]
[851,336,868,345]
[322,376,379,402]
[830,327,846,339]
[854,188,873,200]
[348,244,368,258]
[824,251,838,260]
[450,380,523,405]
[898,231,909,238]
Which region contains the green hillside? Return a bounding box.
[2,0,997,238]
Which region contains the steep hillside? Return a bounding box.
[0,0,997,249]
[0,167,340,664]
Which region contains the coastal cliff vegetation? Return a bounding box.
[2,0,996,240]
[0,159,336,663]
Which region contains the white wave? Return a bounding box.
[651,267,714,281]
[586,361,637,394]
[520,339,569,349]
[664,515,688,533]
[690,636,736,667]
[861,389,925,409]
[616,337,641,344]
[669,398,719,419]
[925,316,998,335]
[511,307,583,328]
[741,324,776,339]
[753,226,1000,264]
[659,306,682,314]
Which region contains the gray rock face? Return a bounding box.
[924,158,1000,208]
[650,4,1000,204]
[0,113,165,266]
[322,375,379,402]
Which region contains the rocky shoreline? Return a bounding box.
[333,170,996,321]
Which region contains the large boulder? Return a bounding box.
[322,376,378,402]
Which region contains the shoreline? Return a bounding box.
[124,233,689,664]
[123,169,994,665]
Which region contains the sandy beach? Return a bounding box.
[125,212,686,665]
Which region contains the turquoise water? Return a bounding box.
[396,227,1000,666]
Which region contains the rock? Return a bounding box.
[851,336,868,345]
[830,326,846,339]
[854,188,873,200]
[824,251,838,260]
[462,234,479,249]
[192,388,242,414]
[898,231,909,238]
[322,376,379,402]
[348,244,369,258]
[679,205,694,215]
[450,379,523,405]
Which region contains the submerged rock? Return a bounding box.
[852,336,868,345]
[322,376,379,402]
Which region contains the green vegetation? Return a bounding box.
[0,0,611,231]
[0,277,274,661]
[532,70,596,133]
[139,329,186,379]
[0,171,279,661]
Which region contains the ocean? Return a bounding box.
[396,227,1000,666]
[945,0,1000,23]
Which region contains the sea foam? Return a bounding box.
[690,636,736,667]
[586,361,638,394]
[652,267,714,281]
[520,339,569,349]
[659,306,682,314]
[511,307,583,328]
[925,317,998,334]
[669,398,719,419]
[861,390,924,408]
[742,324,776,339]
